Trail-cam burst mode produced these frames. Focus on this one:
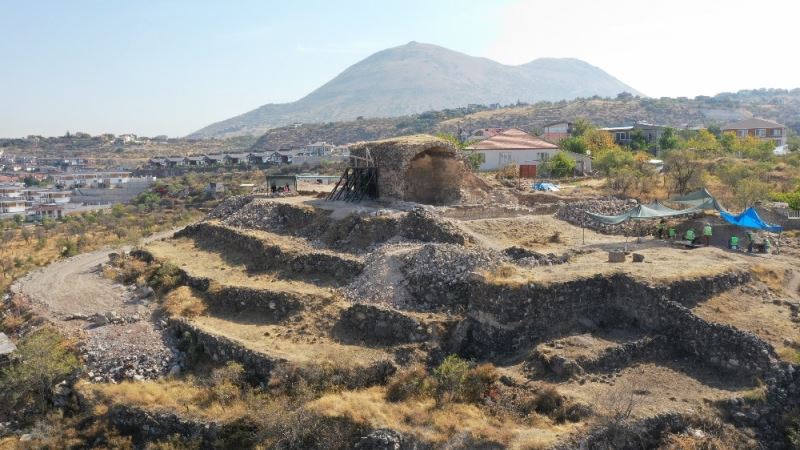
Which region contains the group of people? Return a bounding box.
[655,219,771,253]
[269,183,293,194]
[655,219,713,245]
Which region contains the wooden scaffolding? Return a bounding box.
[326,149,379,202]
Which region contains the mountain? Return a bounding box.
[248,88,800,151]
[190,42,641,138]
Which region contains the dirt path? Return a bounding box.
[11,227,183,382]
[11,228,176,318]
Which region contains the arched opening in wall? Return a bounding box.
[403,148,463,205]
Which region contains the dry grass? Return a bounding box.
[483,245,746,287]
[80,379,248,423]
[145,238,331,297]
[693,290,800,362]
[309,386,572,448]
[163,286,207,318]
[750,264,786,293]
[560,363,751,419]
[188,314,390,367]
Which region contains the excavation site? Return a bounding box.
[17,135,798,449]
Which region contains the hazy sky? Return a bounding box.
[1,0,797,137]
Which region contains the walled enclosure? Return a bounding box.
[348,135,465,205]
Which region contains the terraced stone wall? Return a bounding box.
[463,271,777,376]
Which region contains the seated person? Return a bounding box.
[728,235,739,250]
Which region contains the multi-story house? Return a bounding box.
[722,118,786,149]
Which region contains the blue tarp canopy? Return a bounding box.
[720,207,783,232]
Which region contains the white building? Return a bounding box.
[0,199,26,214]
[52,172,131,188]
[465,128,592,174]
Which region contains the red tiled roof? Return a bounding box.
[467,128,558,150]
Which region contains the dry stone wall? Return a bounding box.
[462,271,776,376]
[333,304,429,346]
[177,222,364,282]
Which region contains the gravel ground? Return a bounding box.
[10,228,183,382]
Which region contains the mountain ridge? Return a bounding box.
[189,42,640,138]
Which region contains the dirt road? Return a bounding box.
[11,228,176,319]
[11,228,182,382]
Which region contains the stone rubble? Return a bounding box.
[556,198,639,235]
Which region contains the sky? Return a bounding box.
[1,0,798,138]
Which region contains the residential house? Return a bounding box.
[266,152,290,165]
[466,128,505,142]
[165,156,186,168]
[248,152,271,165]
[224,153,249,165]
[303,142,335,156]
[52,172,131,188]
[722,118,786,151]
[148,157,167,168]
[0,184,23,198]
[542,121,574,143]
[465,128,592,174]
[185,156,206,166]
[601,122,667,148]
[204,154,226,166]
[0,199,26,214]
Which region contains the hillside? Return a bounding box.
[190,42,639,138]
[249,88,800,150]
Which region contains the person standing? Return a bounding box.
[685,228,696,245]
[668,223,677,241]
[746,230,754,253]
[657,219,666,240]
[703,223,713,246]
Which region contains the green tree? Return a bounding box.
[685,129,722,156]
[628,129,648,150]
[658,127,679,151]
[570,118,595,137]
[541,152,576,178]
[734,177,771,208]
[594,147,635,176]
[665,149,705,194]
[558,136,588,154]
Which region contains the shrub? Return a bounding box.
[595,147,634,176]
[541,152,576,178]
[460,364,498,403]
[433,355,471,405]
[149,262,183,293]
[0,327,81,418]
[385,365,429,402]
[163,287,207,318]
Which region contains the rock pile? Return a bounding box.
[83,321,181,383]
[556,198,639,235]
[503,246,571,267]
[207,195,254,220]
[400,243,503,308]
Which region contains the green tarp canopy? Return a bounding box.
[586,201,699,225]
[670,188,726,212]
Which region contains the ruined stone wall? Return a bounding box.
[177,222,364,282]
[170,318,278,379]
[349,136,464,204]
[333,304,429,346]
[462,271,776,376]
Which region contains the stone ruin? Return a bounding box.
[348,135,466,205]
